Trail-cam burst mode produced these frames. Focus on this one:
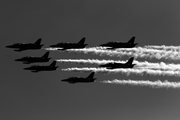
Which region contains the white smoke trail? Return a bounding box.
[102,79,180,89]
[44,48,61,51]
[100,46,180,52]
[62,67,180,77]
[45,46,180,60]
[115,47,166,53]
[144,45,180,51]
[57,59,180,71]
[57,59,121,65]
[66,48,180,60]
[45,46,180,52]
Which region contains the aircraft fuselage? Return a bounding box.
[15,57,50,64]
[100,42,137,49]
[61,77,96,83]
[6,44,43,51]
[24,66,58,72]
[100,63,135,69]
[50,43,88,50]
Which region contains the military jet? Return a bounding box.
[23,61,58,72]
[6,38,43,51]
[15,52,51,64]
[99,57,135,69]
[49,37,88,50]
[99,36,137,49]
[61,72,96,84]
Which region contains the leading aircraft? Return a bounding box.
[23,61,58,72]
[99,36,137,49]
[15,52,51,64]
[6,38,43,51]
[49,37,88,50]
[99,57,135,69]
[61,72,96,84]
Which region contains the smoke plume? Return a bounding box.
[102,79,180,89]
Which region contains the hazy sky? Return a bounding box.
[1,0,180,120]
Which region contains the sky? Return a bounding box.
[1,0,180,120]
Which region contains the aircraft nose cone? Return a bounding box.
[6,45,12,48]
[99,44,106,47]
[61,79,68,82]
[14,58,21,61]
[24,67,30,70]
[49,45,56,47]
[99,44,103,46]
[99,64,105,67]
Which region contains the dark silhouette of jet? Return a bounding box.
[15,52,51,64]
[61,72,96,84]
[6,38,43,51]
[99,36,137,49]
[99,57,135,69]
[23,61,58,72]
[49,37,88,50]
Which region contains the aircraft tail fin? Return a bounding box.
[49,61,56,67]
[34,38,42,45]
[125,57,134,65]
[42,52,49,59]
[78,37,86,45]
[86,72,95,79]
[127,36,135,44]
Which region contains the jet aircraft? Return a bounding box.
[99,57,135,69]
[6,38,43,51]
[49,37,88,50]
[61,72,96,84]
[99,36,137,49]
[24,61,58,72]
[15,52,51,64]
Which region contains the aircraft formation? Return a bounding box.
[6,37,137,84]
